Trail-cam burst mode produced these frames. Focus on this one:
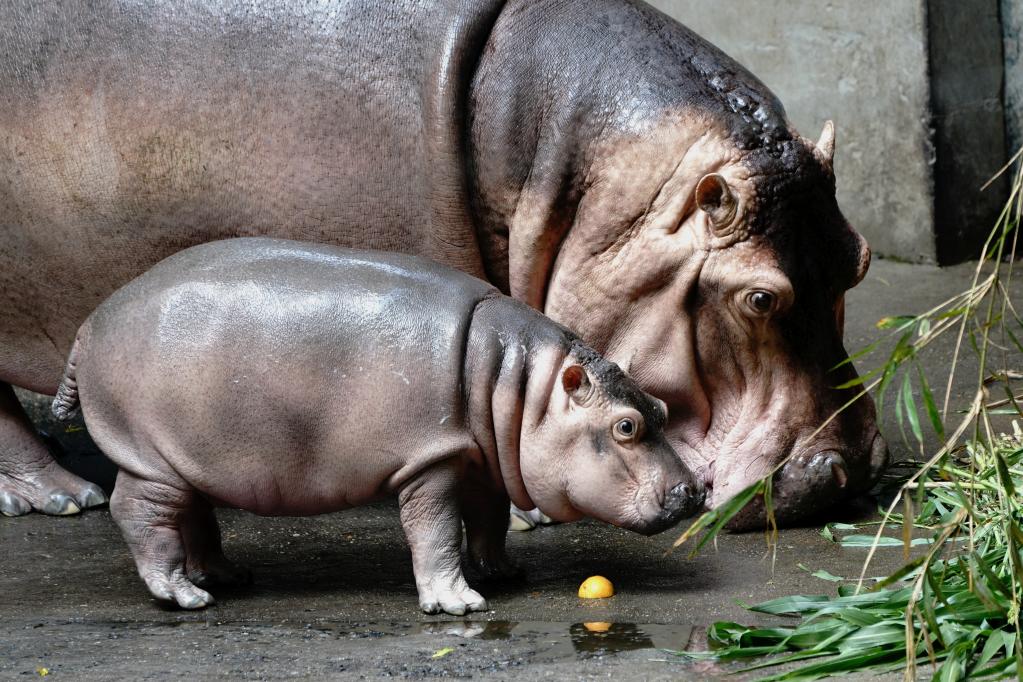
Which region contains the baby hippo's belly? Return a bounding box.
[82,342,467,517]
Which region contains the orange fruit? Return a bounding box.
[578,575,614,599]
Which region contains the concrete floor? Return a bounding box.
[2,258,1020,680]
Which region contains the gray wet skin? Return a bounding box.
[51,238,702,615]
[2,1,885,528]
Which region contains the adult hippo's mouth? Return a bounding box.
[696,431,891,530]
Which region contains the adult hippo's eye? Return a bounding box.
[746,290,776,315]
[613,417,638,442]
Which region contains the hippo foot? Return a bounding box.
[0,467,107,517]
[508,505,554,532]
[418,581,488,616]
[188,559,253,589]
[144,568,215,609]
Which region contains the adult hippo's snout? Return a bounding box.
[791,433,889,497]
[725,432,890,531]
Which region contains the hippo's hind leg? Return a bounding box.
[180,501,252,589]
[0,382,107,517]
[110,469,214,609]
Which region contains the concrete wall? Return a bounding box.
[646,0,1010,264]
[1005,0,1023,156]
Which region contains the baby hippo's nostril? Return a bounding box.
[664,482,704,520]
[641,481,704,535]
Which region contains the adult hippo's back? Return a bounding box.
[0,0,887,527]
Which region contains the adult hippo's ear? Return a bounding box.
[562,365,593,405]
[814,120,836,166]
[695,173,739,238]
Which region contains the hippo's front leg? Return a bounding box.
[461,483,522,581]
[398,459,488,616]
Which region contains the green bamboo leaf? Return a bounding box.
[672,480,764,556]
[901,372,924,445]
[834,607,884,627]
[975,630,1004,670]
[708,621,752,646]
[830,338,883,371]
[992,448,1017,499]
[835,623,906,653]
[916,362,946,441]
[921,574,945,649]
[936,306,969,320]
[935,644,968,682]
[876,315,916,330]
[757,647,904,682]
[839,534,930,548]
[748,594,830,616]
[810,569,844,583]
[831,368,881,390]
[972,655,1016,678]
[870,555,925,591]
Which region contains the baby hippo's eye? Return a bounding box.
[613,417,638,441]
[746,290,775,315]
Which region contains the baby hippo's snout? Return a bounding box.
[660,481,705,528]
[639,478,705,536]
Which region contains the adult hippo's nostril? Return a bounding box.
[830,458,848,489]
[806,451,848,490]
[730,442,885,530]
[868,432,890,484]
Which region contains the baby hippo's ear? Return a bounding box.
[562,365,592,404]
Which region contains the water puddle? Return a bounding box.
[311,620,693,658]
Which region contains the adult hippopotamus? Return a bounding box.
[0,0,886,528]
[53,238,702,614]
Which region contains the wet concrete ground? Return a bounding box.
[3,258,1021,680]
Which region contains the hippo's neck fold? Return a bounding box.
[463,296,569,511]
[418,0,509,279]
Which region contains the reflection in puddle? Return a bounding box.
[158,618,691,661]
[414,620,691,658]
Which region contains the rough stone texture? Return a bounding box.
[1005,0,1023,156]
[648,0,1011,264]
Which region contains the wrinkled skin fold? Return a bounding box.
[0,0,885,527]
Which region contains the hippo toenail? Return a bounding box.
[0,491,31,517]
[42,492,81,516]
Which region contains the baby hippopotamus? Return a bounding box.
[52,238,702,615]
